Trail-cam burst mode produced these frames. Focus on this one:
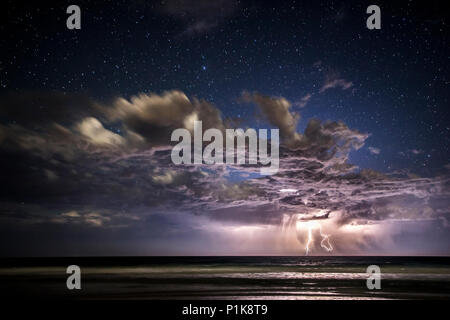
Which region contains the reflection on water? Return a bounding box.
[1,256,449,300]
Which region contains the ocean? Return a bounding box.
[1,256,449,300]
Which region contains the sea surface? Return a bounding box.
[0,256,449,300]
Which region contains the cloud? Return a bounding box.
[107,90,224,146]
[76,117,125,147]
[399,149,424,157]
[44,169,59,181]
[368,146,381,154]
[242,91,368,162]
[53,210,137,228]
[152,170,179,185]
[319,77,353,93]
[242,91,301,146]
[297,119,368,163]
[294,94,312,108]
[61,211,80,218]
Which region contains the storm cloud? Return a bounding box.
[0,89,449,256]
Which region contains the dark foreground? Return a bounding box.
[0,256,449,300]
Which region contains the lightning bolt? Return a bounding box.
[303,220,333,255]
[305,223,313,255]
[318,223,333,253]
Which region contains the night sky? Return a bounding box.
[0,0,449,256]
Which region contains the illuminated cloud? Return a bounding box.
[76,117,125,147]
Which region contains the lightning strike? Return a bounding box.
[301,220,333,255]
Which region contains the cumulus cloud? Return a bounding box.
[107,90,224,146]
[242,91,301,146]
[242,91,368,163]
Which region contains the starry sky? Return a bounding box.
[0,0,449,256]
